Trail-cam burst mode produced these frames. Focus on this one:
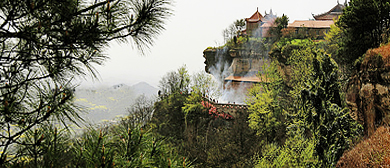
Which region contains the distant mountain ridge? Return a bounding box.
[131,82,158,96]
[74,82,158,124]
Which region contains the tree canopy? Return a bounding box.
[0,0,172,165]
[336,0,390,68]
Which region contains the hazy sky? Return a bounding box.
[80,0,346,88]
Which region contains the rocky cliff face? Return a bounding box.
[346,44,390,136]
[203,48,267,76]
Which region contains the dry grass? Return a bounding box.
[363,43,390,68]
[337,126,390,167]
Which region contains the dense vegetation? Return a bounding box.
[244,0,390,166]
[152,68,261,167]
[1,0,390,167]
[249,39,363,167]
[0,0,180,167]
[11,119,191,167]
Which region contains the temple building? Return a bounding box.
[244,8,263,35]
[287,1,346,39]
[204,2,347,92]
[243,8,276,37]
[313,1,345,20]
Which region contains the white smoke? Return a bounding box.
[207,11,277,104]
[208,48,253,104]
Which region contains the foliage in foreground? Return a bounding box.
[255,134,319,168]
[9,119,191,168]
[0,0,172,165]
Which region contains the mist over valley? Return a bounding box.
[75,82,158,124]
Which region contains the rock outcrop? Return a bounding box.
[346,44,390,136]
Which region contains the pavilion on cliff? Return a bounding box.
[243,8,276,37]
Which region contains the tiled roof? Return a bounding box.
[313,3,345,20]
[288,20,334,28]
[260,20,276,28]
[314,14,340,21]
[245,8,263,23]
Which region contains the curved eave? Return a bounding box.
[224,75,268,83]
